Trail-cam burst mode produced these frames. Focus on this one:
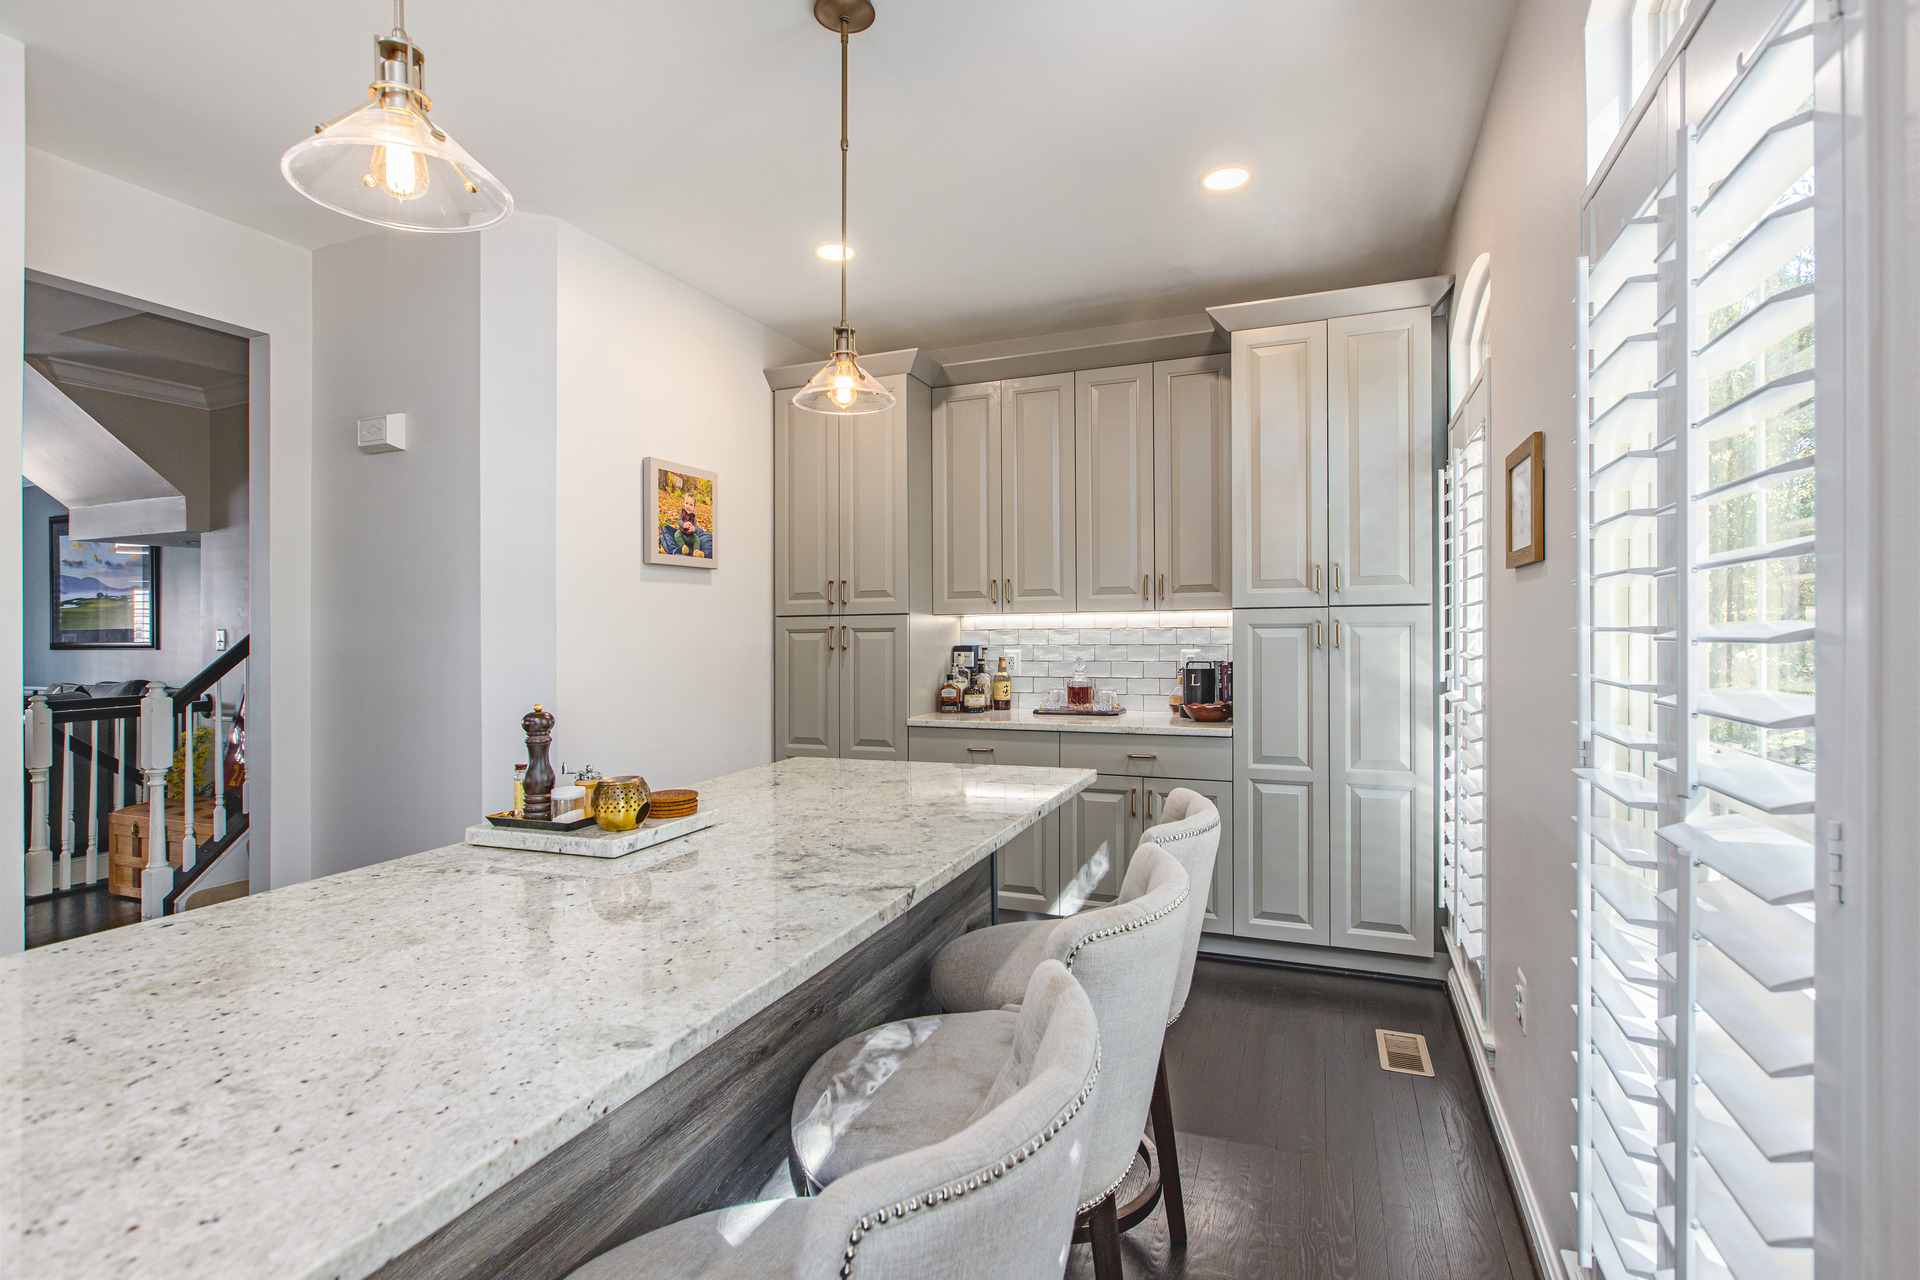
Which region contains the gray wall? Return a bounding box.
[311,230,483,877]
[1437,0,1585,1253]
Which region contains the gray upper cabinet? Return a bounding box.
[776,375,911,617]
[840,615,911,760]
[774,389,839,616]
[1153,356,1232,611]
[931,382,1002,614]
[1327,309,1433,606]
[774,617,839,758]
[1232,321,1328,608]
[840,387,912,614]
[1002,373,1077,613]
[1074,364,1155,612]
[1233,608,1330,945]
[1327,606,1433,955]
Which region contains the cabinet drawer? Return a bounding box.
[907,727,1061,768]
[1059,732,1230,782]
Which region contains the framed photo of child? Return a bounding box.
[642,458,718,569]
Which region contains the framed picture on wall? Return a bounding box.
[49,517,161,649]
[1505,431,1546,568]
[642,458,718,569]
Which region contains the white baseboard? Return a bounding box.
[1446,970,1586,1280]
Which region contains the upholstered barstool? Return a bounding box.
[929,788,1221,1245]
[789,844,1191,1280]
[567,960,1100,1280]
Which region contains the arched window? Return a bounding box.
[1450,253,1491,413]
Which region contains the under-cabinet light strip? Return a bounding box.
[959,611,1234,632]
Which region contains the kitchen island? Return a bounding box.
[0,757,1093,1280]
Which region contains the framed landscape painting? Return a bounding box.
[642,458,718,569]
[49,517,160,648]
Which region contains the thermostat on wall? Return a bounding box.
[357,413,407,454]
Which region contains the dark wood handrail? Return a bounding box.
[173,635,248,713]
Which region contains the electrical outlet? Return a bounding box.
[1514,968,1528,1033]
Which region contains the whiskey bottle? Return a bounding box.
[963,667,989,713]
[991,656,1012,710]
[938,661,964,713]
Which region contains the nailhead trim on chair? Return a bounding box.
[835,1050,1102,1278]
[1057,888,1190,972]
[1143,814,1219,842]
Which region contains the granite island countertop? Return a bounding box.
[0,756,1093,1280]
[906,708,1232,737]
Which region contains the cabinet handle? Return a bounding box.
[966,746,994,754]
[1130,788,1137,818]
[1004,578,1012,607]
[842,625,849,649]
[841,579,848,603]
[991,578,998,604]
[827,626,835,651]
[1127,752,1157,761]
[1312,564,1322,595]
[827,579,835,606]
[1333,563,1342,593]
[1148,790,1158,819]
[1313,620,1323,649]
[1334,619,1342,649]
[1143,574,1150,601]
[1158,573,1165,602]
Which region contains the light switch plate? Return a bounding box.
[357,413,407,453]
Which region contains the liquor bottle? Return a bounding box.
[963,668,989,713]
[938,661,964,713]
[991,656,1012,710]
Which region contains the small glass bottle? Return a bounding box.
[963,667,989,713]
[938,661,964,713]
[1066,658,1093,708]
[512,763,527,816]
[991,656,1012,711]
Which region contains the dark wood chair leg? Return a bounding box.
[1088,1192,1124,1280]
[1149,1048,1188,1244]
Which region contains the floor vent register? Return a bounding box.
[1374,1029,1435,1077]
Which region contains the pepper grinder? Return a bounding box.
[521,704,557,821]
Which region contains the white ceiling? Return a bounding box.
[0,1,1517,353]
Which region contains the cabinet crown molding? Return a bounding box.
[1206,276,1453,332]
[764,347,941,391]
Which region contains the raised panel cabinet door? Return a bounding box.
[1231,321,1327,608]
[1146,777,1234,936]
[1059,773,1139,911]
[996,810,1061,915]
[1074,363,1155,612]
[1328,606,1434,956]
[838,374,911,614]
[1001,373,1077,613]
[839,615,911,761]
[774,618,838,759]
[774,390,838,616]
[1327,308,1435,606]
[1153,356,1232,610]
[1233,608,1330,944]
[931,382,1002,615]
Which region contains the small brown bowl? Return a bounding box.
[1183,702,1231,723]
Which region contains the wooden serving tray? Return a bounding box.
[465,810,716,859]
[1033,705,1125,717]
[483,811,598,832]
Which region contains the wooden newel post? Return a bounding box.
[24,694,51,899]
[521,705,556,822]
[139,685,173,921]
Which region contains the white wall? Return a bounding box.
[0,37,22,951]
[310,230,483,875]
[552,222,810,788]
[1438,0,1585,1258]
[24,147,312,891]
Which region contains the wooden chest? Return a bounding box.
[106,800,219,900]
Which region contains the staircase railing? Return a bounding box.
[23,636,249,921]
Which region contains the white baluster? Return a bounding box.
[85,723,100,886]
[138,686,173,921]
[24,696,51,898]
[181,702,196,878]
[211,691,226,843]
[56,723,70,893]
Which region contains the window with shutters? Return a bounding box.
[1576,2,1821,1278]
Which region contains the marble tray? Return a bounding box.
[464,810,716,858]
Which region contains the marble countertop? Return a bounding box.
[906,708,1232,737]
[0,757,1093,1280]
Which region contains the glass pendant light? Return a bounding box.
[793,0,896,416]
[281,1,512,233]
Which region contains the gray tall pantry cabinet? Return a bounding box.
[770,352,958,763]
[1213,283,1445,961]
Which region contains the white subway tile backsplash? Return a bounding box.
[1094,645,1127,661]
[952,612,1231,710]
[1110,661,1144,679]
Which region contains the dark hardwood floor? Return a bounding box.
[1066,958,1538,1280]
[25,885,141,949]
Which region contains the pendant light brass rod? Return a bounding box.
[839,16,850,332]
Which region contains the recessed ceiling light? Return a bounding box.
[1202,167,1250,192]
[816,243,855,262]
